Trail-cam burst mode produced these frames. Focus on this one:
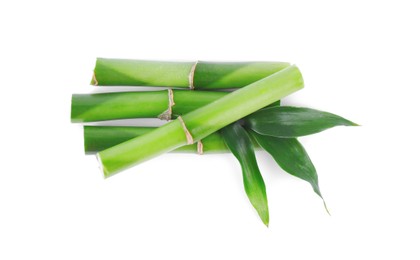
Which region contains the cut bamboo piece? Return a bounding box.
[92,58,290,89]
[84,126,228,154]
[71,90,228,122]
[71,90,279,123]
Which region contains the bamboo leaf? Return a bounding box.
[245,106,358,137]
[250,131,329,213]
[220,123,269,226]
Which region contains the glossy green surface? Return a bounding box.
[71,90,229,122]
[98,120,187,178]
[245,106,357,137]
[184,66,304,140]
[250,132,328,212]
[194,61,290,89]
[92,58,290,89]
[84,126,228,154]
[71,91,168,122]
[72,90,278,122]
[93,58,193,87]
[97,65,303,177]
[221,123,269,226]
[171,90,228,116]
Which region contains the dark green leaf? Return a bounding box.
[265,100,281,108]
[245,106,358,138]
[250,131,329,213]
[220,123,269,226]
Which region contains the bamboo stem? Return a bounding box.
[92,58,290,89]
[84,126,228,154]
[71,90,279,123]
[72,91,167,122]
[97,65,304,178]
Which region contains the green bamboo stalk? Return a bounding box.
[84,126,228,154]
[92,58,290,89]
[71,90,228,122]
[97,65,304,178]
[71,90,280,123]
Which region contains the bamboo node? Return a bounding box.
[188,61,198,90]
[158,89,176,120]
[178,116,194,144]
[197,140,204,155]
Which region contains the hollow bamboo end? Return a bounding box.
[197,140,204,155]
[90,72,98,86]
[96,153,108,179]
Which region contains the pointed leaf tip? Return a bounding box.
[323,200,331,216]
[221,123,269,226]
[250,131,328,212]
[245,106,358,138]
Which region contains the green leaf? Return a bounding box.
[265,100,281,108]
[250,131,329,213]
[220,123,269,226]
[245,106,358,138]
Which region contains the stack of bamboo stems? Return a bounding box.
[71,58,356,226]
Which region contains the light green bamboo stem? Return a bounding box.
[71,90,227,122]
[71,90,279,122]
[84,126,229,154]
[97,65,303,178]
[92,58,290,89]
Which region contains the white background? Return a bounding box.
[1,0,419,259]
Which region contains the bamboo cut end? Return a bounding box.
[197,140,204,155]
[90,72,98,86]
[96,153,108,179]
